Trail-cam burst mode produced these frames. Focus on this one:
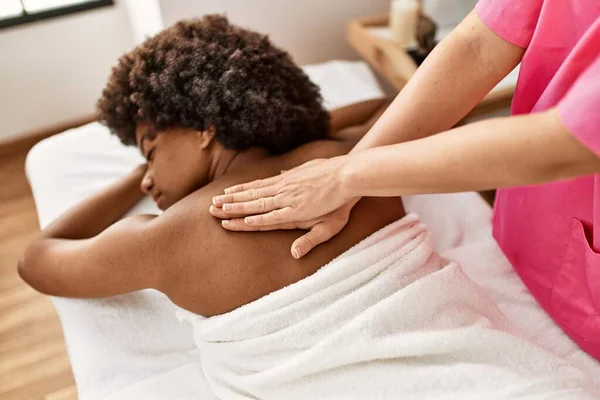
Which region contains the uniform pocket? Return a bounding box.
[551,218,600,342]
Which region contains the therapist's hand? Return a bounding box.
[210,157,358,258]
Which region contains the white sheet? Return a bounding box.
[405,195,600,380]
[25,60,599,399]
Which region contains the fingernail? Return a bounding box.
[223,204,232,211]
[293,248,301,259]
[222,220,230,226]
[224,188,231,194]
[209,205,215,212]
[212,197,221,206]
[245,217,254,224]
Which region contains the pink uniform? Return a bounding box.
[476,0,600,360]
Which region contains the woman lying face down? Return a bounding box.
[18,15,402,316]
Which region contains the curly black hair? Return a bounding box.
[97,15,330,154]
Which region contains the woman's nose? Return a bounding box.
[140,170,154,195]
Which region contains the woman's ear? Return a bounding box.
[198,125,216,150]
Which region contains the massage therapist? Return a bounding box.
[210,1,600,360]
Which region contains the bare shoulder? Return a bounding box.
[278,140,352,171]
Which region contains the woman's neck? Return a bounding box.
[209,147,270,181]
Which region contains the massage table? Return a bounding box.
[26,61,600,399]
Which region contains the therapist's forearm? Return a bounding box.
[340,109,600,198]
[352,11,524,153]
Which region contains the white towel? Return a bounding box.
[108,214,599,400]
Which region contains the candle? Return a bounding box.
[390,0,420,49]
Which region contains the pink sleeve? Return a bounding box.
[475,0,543,48]
[558,56,600,156]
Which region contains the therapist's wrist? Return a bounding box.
[337,154,363,201]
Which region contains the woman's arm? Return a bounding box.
[18,165,166,297]
[328,98,390,141]
[330,98,393,143]
[329,98,386,132]
[39,164,147,240]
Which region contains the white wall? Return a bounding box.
[0,1,135,140]
[0,0,480,141]
[123,0,164,44]
[158,0,391,66]
[424,0,477,29]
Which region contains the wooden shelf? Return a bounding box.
[346,13,516,117]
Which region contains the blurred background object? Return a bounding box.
[389,0,420,48]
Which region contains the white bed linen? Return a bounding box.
[25,61,599,399]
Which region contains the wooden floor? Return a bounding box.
[0,150,77,400]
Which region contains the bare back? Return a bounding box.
[158,141,406,316]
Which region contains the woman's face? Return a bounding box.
[135,124,214,210]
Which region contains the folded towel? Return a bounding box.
[109,214,599,399]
